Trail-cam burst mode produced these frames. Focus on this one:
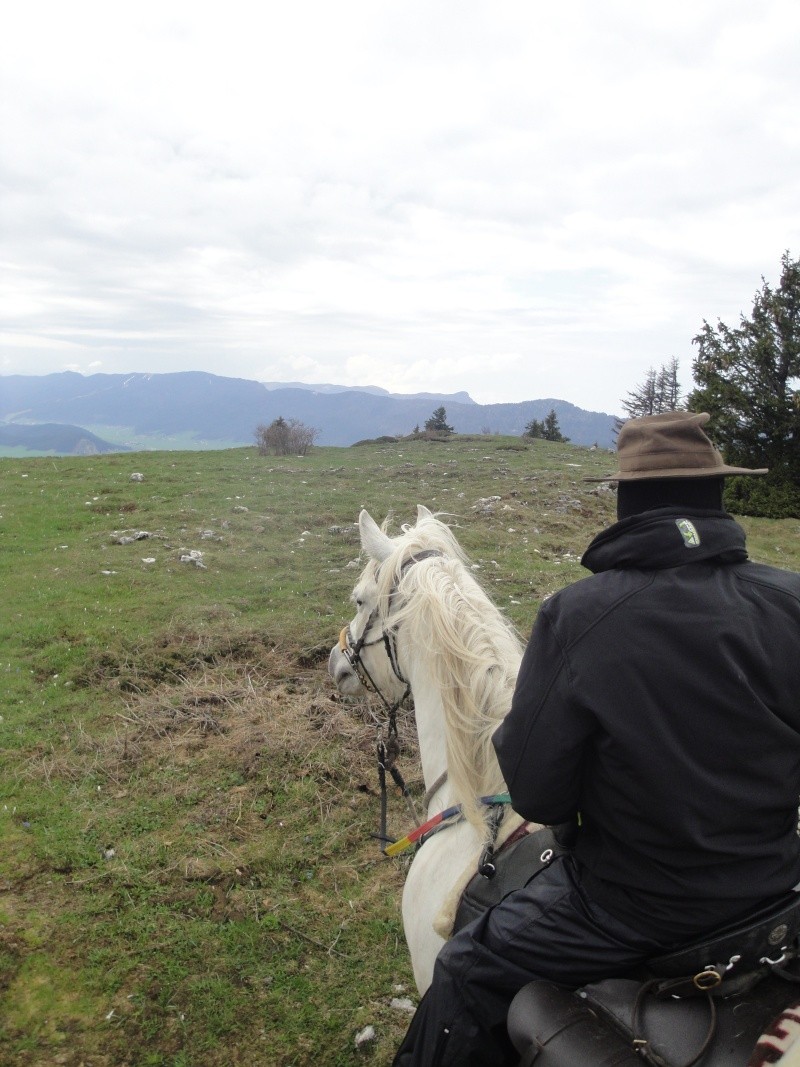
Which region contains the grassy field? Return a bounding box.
[1,437,799,1067]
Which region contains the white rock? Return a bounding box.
[179,550,206,569]
[390,997,416,1014]
[354,1025,376,1048]
[112,531,152,545]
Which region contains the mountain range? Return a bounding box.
[0,371,618,455]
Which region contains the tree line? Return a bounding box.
[620,251,800,518]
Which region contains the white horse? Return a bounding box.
[328,505,533,993]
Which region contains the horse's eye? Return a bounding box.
[355,598,364,609]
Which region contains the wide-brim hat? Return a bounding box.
[587,411,768,482]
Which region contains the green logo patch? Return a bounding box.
[675,518,701,548]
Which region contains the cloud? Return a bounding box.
[1,1,799,412]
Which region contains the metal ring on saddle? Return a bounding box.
[693,968,723,991]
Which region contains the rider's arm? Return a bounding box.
[493,605,594,826]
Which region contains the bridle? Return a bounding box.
[338,612,410,714]
[337,548,443,717]
[337,549,442,851]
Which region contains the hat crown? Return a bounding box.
[596,411,768,481]
[617,412,722,476]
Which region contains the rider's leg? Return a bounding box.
[393,854,669,1067]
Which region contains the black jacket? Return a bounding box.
[494,507,800,940]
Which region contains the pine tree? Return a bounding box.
[655,357,681,411]
[424,406,455,434]
[688,252,800,517]
[542,409,569,442]
[522,418,545,439]
[615,359,682,438]
[523,409,569,442]
[621,367,658,422]
[619,359,681,422]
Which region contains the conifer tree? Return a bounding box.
[424,406,455,434]
[619,359,681,423]
[688,252,800,517]
[523,408,569,442]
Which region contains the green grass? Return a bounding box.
[1,436,798,1065]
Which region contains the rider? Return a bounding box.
[393,411,800,1066]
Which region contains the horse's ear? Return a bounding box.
[359,510,393,562]
[416,505,434,523]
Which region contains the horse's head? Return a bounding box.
[327,505,449,700]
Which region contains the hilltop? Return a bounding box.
[0,421,128,455]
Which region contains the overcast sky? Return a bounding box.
[2,1,799,416]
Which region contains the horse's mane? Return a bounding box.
[374,515,525,838]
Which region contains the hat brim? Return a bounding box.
[585,465,769,483]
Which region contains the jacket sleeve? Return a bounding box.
[493,603,595,825]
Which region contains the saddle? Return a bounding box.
[508,976,800,1067]
[451,827,800,1065]
[506,884,800,1067]
[452,825,572,934]
[640,888,800,998]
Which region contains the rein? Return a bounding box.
[384,793,512,857]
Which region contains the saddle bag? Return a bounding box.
[508,893,800,1067]
[583,894,800,1066]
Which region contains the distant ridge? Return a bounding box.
[261,381,476,404]
[0,371,618,454]
[0,422,129,455]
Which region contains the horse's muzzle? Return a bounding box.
[328,641,364,696]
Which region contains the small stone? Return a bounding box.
[179,550,206,569]
[354,1025,376,1048]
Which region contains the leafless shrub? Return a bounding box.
[255,417,320,456]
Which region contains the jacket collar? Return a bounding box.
[581,507,749,575]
